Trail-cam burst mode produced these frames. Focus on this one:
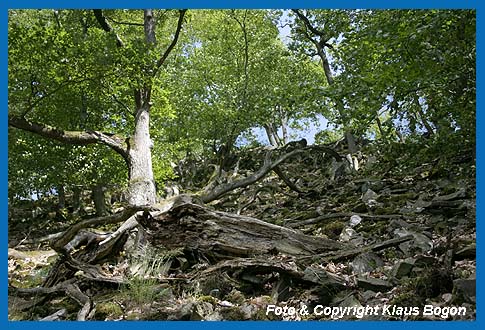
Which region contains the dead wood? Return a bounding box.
[273,165,302,193]
[9,277,93,320]
[199,148,305,203]
[51,206,140,252]
[139,200,348,261]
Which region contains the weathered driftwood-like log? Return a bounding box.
[9,278,93,320]
[139,197,349,261]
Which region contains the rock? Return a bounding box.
[218,300,234,307]
[350,252,384,274]
[365,156,378,169]
[362,189,379,207]
[205,311,223,321]
[361,290,377,302]
[442,293,453,303]
[303,266,346,289]
[400,196,431,214]
[394,228,433,254]
[329,159,347,180]
[432,188,466,202]
[453,278,476,303]
[349,214,362,227]
[414,255,438,267]
[168,302,203,320]
[167,302,208,321]
[392,258,416,278]
[239,303,258,320]
[339,227,364,246]
[454,244,476,261]
[340,295,361,308]
[356,277,393,292]
[389,219,412,229]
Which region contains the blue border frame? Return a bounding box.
[3,1,480,329]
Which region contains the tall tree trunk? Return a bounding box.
[126,103,157,206]
[123,10,158,207]
[345,130,358,154]
[279,106,289,145]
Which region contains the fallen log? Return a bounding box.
[139,197,349,261]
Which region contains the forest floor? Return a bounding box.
[8,143,476,321]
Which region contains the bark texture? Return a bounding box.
[139,196,347,261]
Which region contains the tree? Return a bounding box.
[165,9,327,160]
[8,9,187,207]
[289,9,359,152]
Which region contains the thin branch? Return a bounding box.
[21,77,94,118]
[273,166,302,193]
[105,16,144,27]
[155,9,187,72]
[93,9,124,47]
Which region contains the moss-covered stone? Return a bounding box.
[220,306,247,320]
[225,289,246,304]
[95,302,124,320]
[321,221,345,239]
[198,295,217,304]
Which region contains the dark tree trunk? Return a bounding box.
[414,94,434,136]
[72,186,81,213]
[57,185,65,209]
[345,130,358,153]
[376,116,387,142]
[92,184,107,216]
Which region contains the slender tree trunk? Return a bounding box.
[413,95,434,136]
[92,184,107,216]
[72,186,81,213]
[345,130,358,153]
[264,124,278,147]
[279,107,288,145]
[376,116,386,142]
[57,185,65,209]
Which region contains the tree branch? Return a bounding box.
[155,9,187,72]
[93,9,124,47]
[199,148,305,203]
[8,115,128,159]
[51,206,141,252]
[273,166,302,193]
[292,9,328,40]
